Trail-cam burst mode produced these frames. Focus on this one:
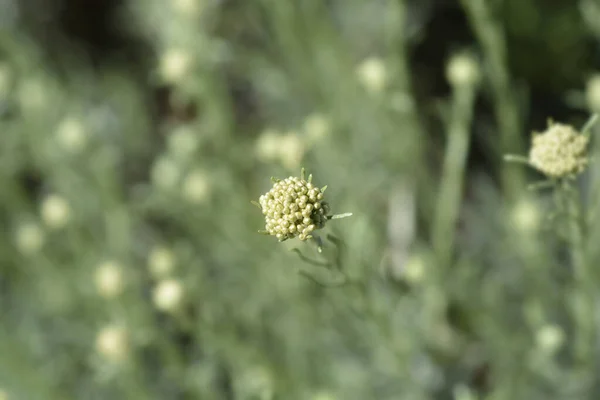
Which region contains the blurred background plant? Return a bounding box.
[2,0,600,399]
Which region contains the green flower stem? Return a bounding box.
[328,212,353,220]
[581,113,599,138]
[433,83,477,268]
[385,0,428,180]
[460,0,524,199]
[290,234,347,286]
[527,179,555,191]
[503,154,530,165]
[561,181,587,277]
[559,180,595,364]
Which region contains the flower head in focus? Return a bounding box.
[528,122,589,178]
[256,170,330,242]
[504,116,597,182]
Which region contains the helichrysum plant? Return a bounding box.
[254,168,351,243]
[505,115,598,364]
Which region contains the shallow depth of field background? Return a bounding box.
[3,1,600,399]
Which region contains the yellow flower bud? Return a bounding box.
[96,325,129,363]
[40,195,71,230]
[528,123,589,178]
[256,172,331,241]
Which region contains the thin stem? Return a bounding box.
[559,180,594,365]
[433,83,477,268]
[297,269,347,287]
[460,0,524,199]
[581,113,599,138]
[290,248,330,268]
[562,181,587,277]
[503,154,530,165]
[328,212,353,220]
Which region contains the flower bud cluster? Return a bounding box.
[528,123,589,178]
[258,176,330,241]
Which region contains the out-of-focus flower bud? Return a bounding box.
[15,221,45,255]
[40,195,71,230]
[153,278,184,312]
[446,53,480,88]
[96,325,129,363]
[95,261,125,299]
[356,57,388,94]
[148,246,176,278]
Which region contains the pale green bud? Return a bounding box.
[356,57,388,94]
[446,53,480,87]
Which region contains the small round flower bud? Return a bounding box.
[40,195,71,230]
[535,324,565,354]
[95,325,129,363]
[356,57,388,94]
[159,48,192,84]
[303,113,331,143]
[278,132,305,170]
[528,122,589,178]
[153,279,184,312]
[510,198,541,234]
[401,254,426,284]
[181,169,210,204]
[446,53,480,87]
[14,221,45,255]
[167,126,199,160]
[148,246,176,278]
[95,261,125,299]
[18,78,47,112]
[151,156,181,191]
[55,116,87,154]
[255,128,282,162]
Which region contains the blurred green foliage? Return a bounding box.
[2,0,600,399]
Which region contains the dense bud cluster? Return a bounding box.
[528,123,589,178]
[258,176,330,241]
